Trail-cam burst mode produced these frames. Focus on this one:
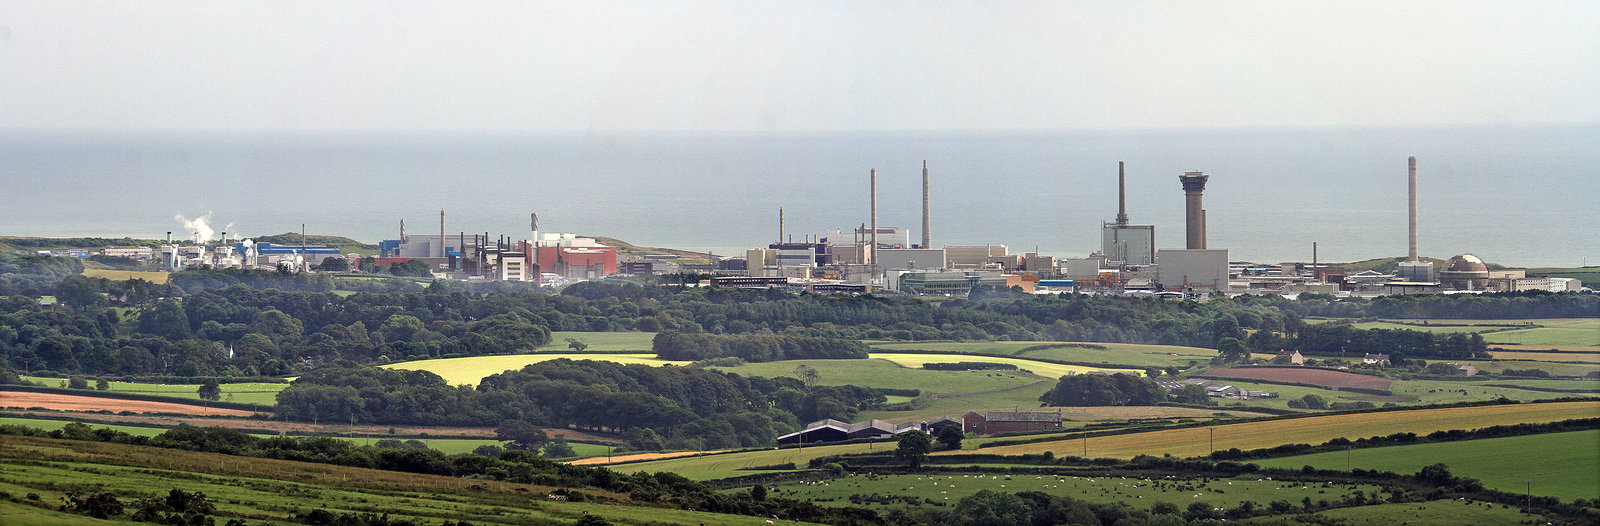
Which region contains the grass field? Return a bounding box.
[1482,327,1600,347]
[869,341,1215,368]
[1251,430,1600,501]
[0,435,788,525]
[79,268,170,284]
[1455,359,1599,378]
[871,353,1144,379]
[1490,349,1600,363]
[0,417,612,458]
[537,331,658,352]
[764,472,1384,512]
[711,358,1043,393]
[383,353,689,386]
[974,401,1600,460]
[22,376,287,406]
[1255,499,1541,526]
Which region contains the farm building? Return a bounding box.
[776,418,919,446]
[1363,353,1390,365]
[1275,350,1305,365]
[962,411,1063,435]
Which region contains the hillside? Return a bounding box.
[250,232,380,255]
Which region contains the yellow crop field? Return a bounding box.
[971,401,1600,459]
[871,353,1142,378]
[382,353,690,386]
[81,268,170,284]
[610,442,886,480]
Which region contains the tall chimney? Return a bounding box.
[921,161,931,249]
[439,209,446,259]
[1116,161,1129,225]
[1180,171,1209,249]
[1408,156,1418,262]
[1313,241,1318,281]
[779,207,785,244]
[870,168,877,265]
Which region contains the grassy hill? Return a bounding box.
[0,434,779,525]
[251,232,379,255]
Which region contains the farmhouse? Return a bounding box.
[1362,353,1390,365]
[1455,363,1478,376]
[962,411,1062,435]
[1165,379,1277,400]
[1276,350,1305,365]
[776,418,919,445]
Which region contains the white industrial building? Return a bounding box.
[877,248,946,271]
[1156,249,1230,292]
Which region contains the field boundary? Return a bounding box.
[0,385,267,412]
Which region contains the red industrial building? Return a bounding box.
[530,242,617,279]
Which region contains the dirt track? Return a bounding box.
[1,392,256,416]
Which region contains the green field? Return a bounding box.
[764,472,1383,512]
[1252,430,1600,502]
[383,353,689,386]
[1248,499,1541,526]
[871,353,1143,379]
[1456,359,1599,378]
[20,376,288,406]
[1482,327,1600,347]
[538,331,658,352]
[0,435,789,525]
[711,358,1044,393]
[869,340,1215,368]
[0,417,612,458]
[976,401,1600,460]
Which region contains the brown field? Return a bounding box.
[1,392,256,416]
[568,450,730,466]
[1203,367,1393,391]
[971,400,1600,459]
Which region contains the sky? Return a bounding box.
[2,1,1598,132]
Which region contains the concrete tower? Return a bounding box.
[1180,172,1209,249]
[1115,161,1129,225]
[1408,155,1418,261]
[921,161,931,249]
[870,169,877,265]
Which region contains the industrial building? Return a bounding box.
[896,269,1008,295]
[876,248,946,272]
[1102,162,1157,266]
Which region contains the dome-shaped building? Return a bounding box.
[1439,254,1490,290]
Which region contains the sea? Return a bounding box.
[2,124,1596,268]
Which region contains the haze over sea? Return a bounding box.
[3,124,1595,268]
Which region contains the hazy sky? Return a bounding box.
[3,1,1597,131]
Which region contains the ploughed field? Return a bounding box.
[0,391,257,416]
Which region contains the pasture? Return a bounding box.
[1251,430,1600,501]
[1490,348,1600,363]
[537,331,658,351]
[764,472,1384,511]
[712,358,1043,393]
[1201,367,1392,391]
[23,376,287,406]
[869,340,1214,368]
[1482,327,1600,347]
[382,353,689,386]
[973,401,1600,460]
[0,435,780,526]
[871,353,1144,379]
[1282,499,1541,526]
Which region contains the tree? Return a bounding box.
[95,378,110,390]
[197,379,221,401]
[495,419,549,451]
[748,484,766,501]
[952,489,1031,526]
[542,438,577,458]
[1300,394,1327,410]
[317,257,347,272]
[137,299,191,340]
[934,423,964,451]
[566,338,588,352]
[895,430,932,468]
[1215,337,1251,363]
[793,364,819,387]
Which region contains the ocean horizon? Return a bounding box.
[3,124,1596,268]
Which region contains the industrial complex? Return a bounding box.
[66,156,1582,298]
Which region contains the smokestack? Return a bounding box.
[439,210,446,259]
[1313,241,1318,281]
[870,169,877,265]
[921,161,931,249]
[1116,161,1129,225]
[1180,171,1209,249]
[779,207,784,244]
[1408,156,1418,262]
[166,231,172,244]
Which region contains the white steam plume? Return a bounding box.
[174,212,217,243]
